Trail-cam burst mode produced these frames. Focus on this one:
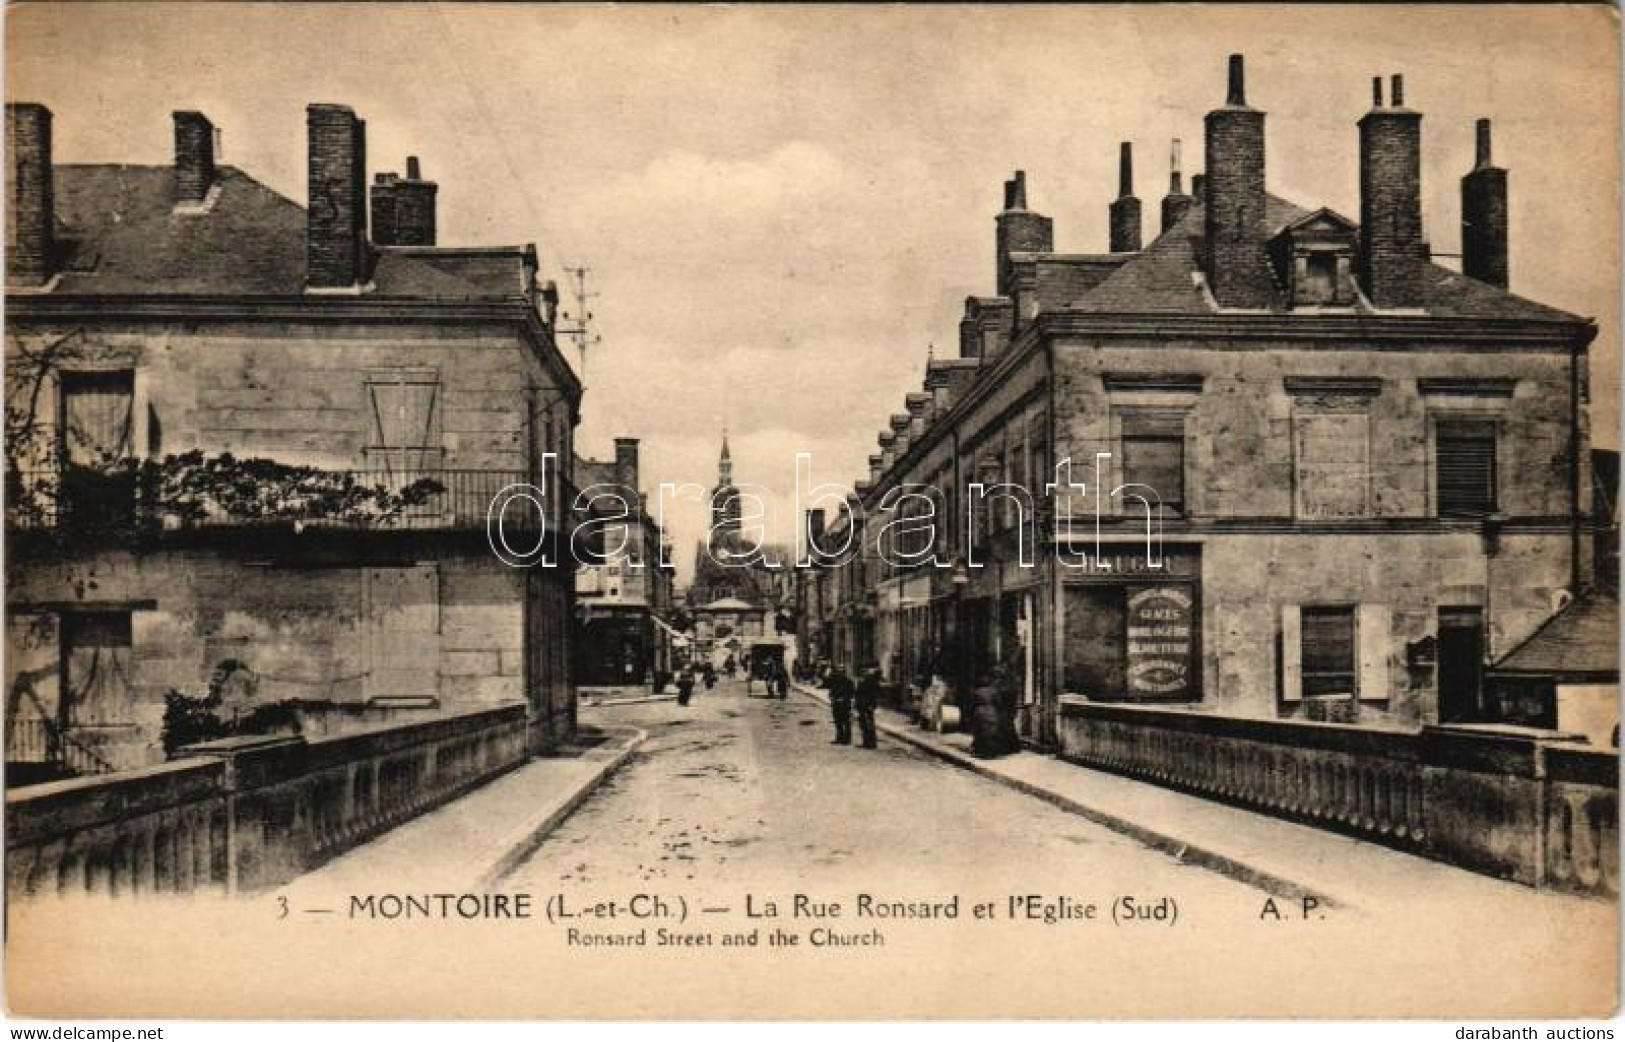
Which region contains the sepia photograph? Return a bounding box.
[1,1,1619,1027]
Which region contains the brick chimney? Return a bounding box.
[1359,75,1424,307]
[1203,55,1273,308]
[6,103,54,285]
[995,171,1053,297]
[613,437,640,496]
[806,508,826,556]
[1109,142,1142,252]
[1461,118,1508,290]
[172,111,216,205]
[306,103,370,289]
[1161,138,1194,233]
[370,155,438,247]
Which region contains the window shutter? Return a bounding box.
[1437,420,1497,517]
[1357,603,1391,702]
[1281,605,1302,702]
[1123,436,1184,510]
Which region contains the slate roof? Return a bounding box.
[40,164,531,301]
[1491,590,1619,680]
[1066,194,1588,323]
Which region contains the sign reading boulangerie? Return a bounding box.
[2,1,1619,1028]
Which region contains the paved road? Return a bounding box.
[507,679,1262,910]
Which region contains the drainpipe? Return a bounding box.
[1044,333,1060,748]
[1569,335,1583,592]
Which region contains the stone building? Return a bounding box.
[573,437,678,686]
[4,101,582,778]
[812,56,1598,746]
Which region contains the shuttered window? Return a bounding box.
[62,612,134,726]
[365,369,441,472]
[1437,419,1497,518]
[59,371,135,465]
[1123,435,1184,514]
[1300,605,1356,697]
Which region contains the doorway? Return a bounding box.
[1437,607,1485,723]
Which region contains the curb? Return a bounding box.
[792,682,1335,906]
[477,724,647,889]
[583,693,680,708]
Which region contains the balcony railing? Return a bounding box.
[6,468,559,533]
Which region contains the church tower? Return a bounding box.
[709,431,742,548]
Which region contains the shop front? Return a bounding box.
[1059,544,1202,705]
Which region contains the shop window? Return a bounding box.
[1436,418,1497,518]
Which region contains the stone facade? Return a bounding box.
[806,53,1597,750]
[4,100,582,776]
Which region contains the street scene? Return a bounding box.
[1,2,1618,1024]
[509,678,1261,902]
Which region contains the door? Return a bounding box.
[1437,607,1485,723]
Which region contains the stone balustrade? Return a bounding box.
[1057,696,1618,897]
[6,703,529,899]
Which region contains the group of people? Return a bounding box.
[819,663,880,749]
[671,656,790,706]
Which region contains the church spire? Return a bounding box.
[718,427,733,487]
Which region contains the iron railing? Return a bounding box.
[5,468,562,532]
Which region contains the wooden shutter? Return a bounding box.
[1300,605,1356,697]
[59,371,134,465]
[1281,605,1303,703]
[1295,412,1370,519]
[1357,603,1391,702]
[1437,419,1497,517]
[365,370,441,472]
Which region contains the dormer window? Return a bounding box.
[1271,208,1359,308]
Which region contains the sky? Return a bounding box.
[8,3,1619,580]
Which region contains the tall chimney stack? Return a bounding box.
[806,508,827,557]
[613,437,641,498]
[6,103,54,285]
[1203,55,1272,307]
[172,111,217,205]
[995,170,1053,297]
[1161,138,1194,233]
[306,103,370,289]
[370,155,438,247]
[1358,74,1424,307]
[1461,118,1509,289]
[1109,142,1142,252]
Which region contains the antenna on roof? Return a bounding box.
[556,265,602,375]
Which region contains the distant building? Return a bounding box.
[573,437,678,685]
[4,102,582,779]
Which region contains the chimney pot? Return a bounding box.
[1203,56,1271,306]
[613,436,641,496]
[1372,77,1384,108]
[995,170,1052,295]
[1461,117,1509,289]
[370,154,437,247]
[1358,81,1425,306]
[5,103,55,285]
[1226,54,1247,106]
[1169,138,1183,194]
[1191,172,1206,199]
[1390,74,1405,108]
[1109,142,1143,252]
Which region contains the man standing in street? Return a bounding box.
[855,667,882,750]
[823,662,854,745]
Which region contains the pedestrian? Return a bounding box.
[774,662,790,700]
[823,663,854,745]
[855,667,882,749]
[703,663,716,691]
[675,666,695,707]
